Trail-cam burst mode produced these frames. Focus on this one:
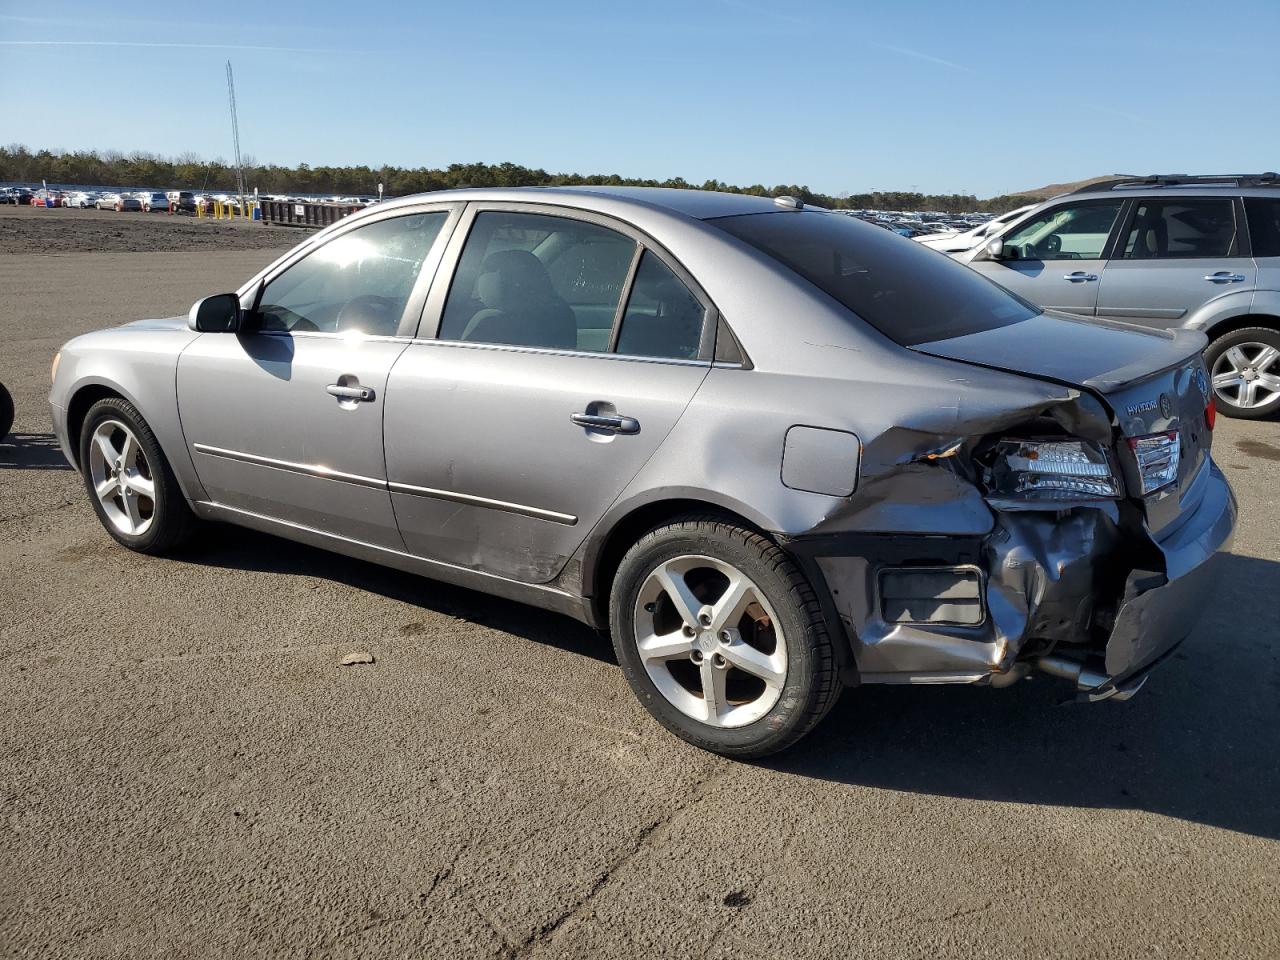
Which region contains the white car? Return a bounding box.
[63,191,96,209]
[915,204,1037,255]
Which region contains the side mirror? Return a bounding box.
[188,293,243,332]
[983,237,1005,260]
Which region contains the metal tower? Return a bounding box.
[226,61,247,209]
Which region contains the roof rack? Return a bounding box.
[1069,173,1279,194]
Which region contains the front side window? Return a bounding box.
[1244,197,1280,258]
[438,212,637,352]
[1000,201,1123,261]
[710,210,1035,346]
[256,212,448,335]
[615,252,705,360]
[1123,198,1236,259]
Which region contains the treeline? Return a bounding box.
[0,144,1041,213]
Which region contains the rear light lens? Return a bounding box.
[986,439,1120,501]
[1126,431,1180,494]
[1205,396,1216,430]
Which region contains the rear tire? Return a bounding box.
[78,397,197,554]
[1204,326,1280,420]
[609,515,842,758]
[0,381,13,439]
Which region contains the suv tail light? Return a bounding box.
[1126,431,1180,494]
[1205,396,1216,430]
[985,438,1120,501]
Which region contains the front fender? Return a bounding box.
[53,332,208,503]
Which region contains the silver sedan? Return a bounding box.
[49,187,1236,756]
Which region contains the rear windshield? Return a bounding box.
[709,211,1036,345]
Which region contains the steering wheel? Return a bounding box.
[335,295,398,335]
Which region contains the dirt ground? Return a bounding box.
[0,202,303,254]
[1,206,1278,959]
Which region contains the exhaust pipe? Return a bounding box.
[1033,653,1110,691]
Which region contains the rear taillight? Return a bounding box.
[985,439,1120,501]
[1126,431,1180,494]
[1205,396,1216,430]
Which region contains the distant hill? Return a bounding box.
[1009,174,1138,198]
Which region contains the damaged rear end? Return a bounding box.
[808,312,1237,700]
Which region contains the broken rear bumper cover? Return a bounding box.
[794,461,1237,699]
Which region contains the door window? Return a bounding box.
[1001,201,1123,260]
[439,212,637,351]
[1122,198,1236,259]
[256,212,448,335]
[615,251,706,360]
[1245,197,1280,258]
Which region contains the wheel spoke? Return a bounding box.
[699,659,727,722]
[636,629,694,663]
[1212,371,1244,390]
[708,573,753,634]
[1225,346,1250,372]
[1241,379,1259,407]
[654,563,702,628]
[1256,373,1280,395]
[122,491,143,531]
[1253,345,1280,373]
[94,476,116,502]
[720,642,786,689]
[93,430,118,466]
[119,431,138,468]
[127,473,155,499]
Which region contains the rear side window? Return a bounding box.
[1122,198,1236,259]
[615,252,705,360]
[439,212,636,352]
[1245,197,1280,257]
[710,211,1035,346]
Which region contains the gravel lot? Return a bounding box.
[2,206,1278,959]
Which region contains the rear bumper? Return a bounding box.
[798,461,1236,693]
[1102,461,1236,680]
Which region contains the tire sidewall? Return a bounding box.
[79,399,179,551]
[1205,327,1280,420]
[610,524,824,755]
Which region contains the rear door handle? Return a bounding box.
[1063,272,1099,282]
[327,383,376,402]
[1203,272,1246,283]
[571,412,640,434]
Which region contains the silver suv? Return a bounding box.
[959,174,1280,419]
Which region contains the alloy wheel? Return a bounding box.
[1211,342,1280,410]
[87,419,156,536]
[633,555,788,728]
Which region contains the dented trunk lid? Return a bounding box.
[911,311,1213,538]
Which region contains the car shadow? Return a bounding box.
[768,552,1280,842]
[180,526,1278,840]
[179,525,615,665]
[0,432,73,470]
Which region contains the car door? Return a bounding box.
[1095,196,1256,328]
[969,198,1125,315]
[176,205,459,548]
[383,204,713,583]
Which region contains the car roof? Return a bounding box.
[374,185,795,221]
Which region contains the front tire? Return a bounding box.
[609,515,842,758]
[1205,326,1280,420]
[78,397,196,554]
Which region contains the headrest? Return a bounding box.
[475,249,557,312]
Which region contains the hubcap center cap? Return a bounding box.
[697,632,718,653]
[1243,368,1258,381]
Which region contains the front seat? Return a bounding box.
[461,250,577,349]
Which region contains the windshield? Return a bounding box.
[710,210,1037,346]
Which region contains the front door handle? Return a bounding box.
[1063,272,1099,282]
[571,412,640,434]
[327,383,376,402]
[1203,272,1246,283]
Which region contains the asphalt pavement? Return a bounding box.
[1,207,1278,959]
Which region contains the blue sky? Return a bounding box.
[2,0,1277,197]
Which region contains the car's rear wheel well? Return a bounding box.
[1206,314,1280,341]
[588,499,761,627]
[66,385,126,468]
